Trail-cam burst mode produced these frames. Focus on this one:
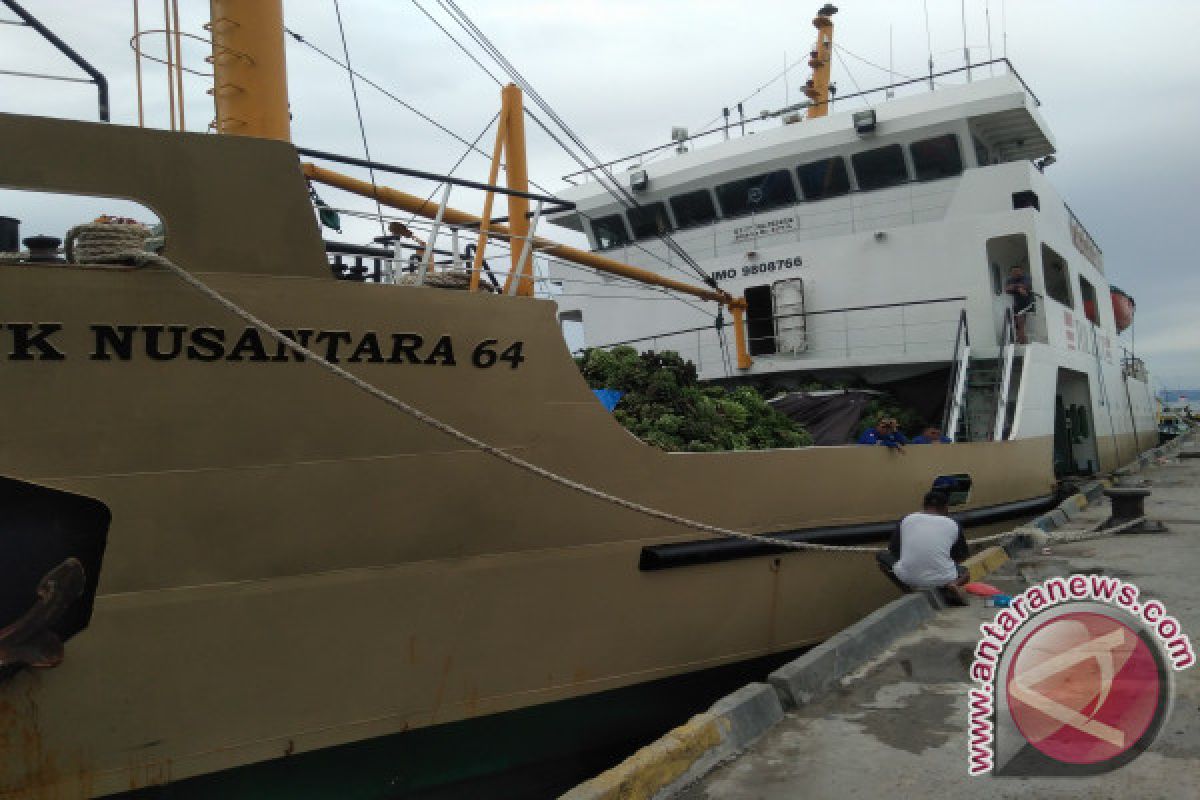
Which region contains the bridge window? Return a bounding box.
[669,189,718,230]
[851,143,909,190]
[590,214,630,250]
[626,202,673,240]
[796,156,850,200]
[910,133,963,181]
[715,170,797,218]
[1040,243,1073,308]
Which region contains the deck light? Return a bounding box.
[671,126,689,154]
[629,169,648,190]
[852,109,876,135]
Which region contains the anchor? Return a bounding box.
[0,558,86,671]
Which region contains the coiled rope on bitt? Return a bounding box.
[91,251,1143,556]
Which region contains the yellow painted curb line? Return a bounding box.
[965,544,1010,582]
[560,713,726,800]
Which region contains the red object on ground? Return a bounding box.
[964,581,1002,596]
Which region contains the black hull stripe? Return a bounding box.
[638,494,1055,571]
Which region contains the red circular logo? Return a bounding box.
[1006,611,1162,765]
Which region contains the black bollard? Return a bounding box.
[1101,487,1165,533]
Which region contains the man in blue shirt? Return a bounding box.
[912,424,952,444]
[857,417,907,449]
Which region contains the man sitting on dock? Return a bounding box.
[875,491,969,601]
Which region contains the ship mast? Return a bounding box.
[803,4,837,119]
[208,0,291,140]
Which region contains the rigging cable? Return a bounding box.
[284,26,494,161]
[290,12,727,324]
[834,44,921,83]
[690,51,813,138]
[409,0,502,86]
[433,0,715,287]
[833,46,870,108]
[286,23,709,289]
[403,111,499,228]
[331,0,385,235]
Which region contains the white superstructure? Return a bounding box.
[548,68,1156,475]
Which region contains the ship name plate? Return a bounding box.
[0,323,526,368]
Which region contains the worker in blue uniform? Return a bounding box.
[857,417,907,449]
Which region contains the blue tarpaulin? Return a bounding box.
[592,389,625,412]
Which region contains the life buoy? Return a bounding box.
[1110,287,1135,333]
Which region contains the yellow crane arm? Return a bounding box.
[301,161,752,368]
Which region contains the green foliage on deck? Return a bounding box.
[576,346,813,452]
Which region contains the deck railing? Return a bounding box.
[563,59,1039,184]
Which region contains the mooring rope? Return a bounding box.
[79,250,1149,557]
[64,222,151,265]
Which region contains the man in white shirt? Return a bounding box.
[875,491,969,593]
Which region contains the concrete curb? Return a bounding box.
[560,441,1189,799]
[559,683,784,800]
[964,544,1010,582]
[768,593,935,709]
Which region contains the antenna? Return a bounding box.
[1002,0,1008,58]
[783,51,789,108]
[986,0,995,75]
[961,0,971,82]
[922,0,934,90]
[887,24,894,98]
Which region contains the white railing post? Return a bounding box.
[946,342,971,440]
[508,199,544,295]
[418,184,452,285]
[993,311,1017,440]
[945,311,971,440]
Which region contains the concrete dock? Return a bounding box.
[679,441,1200,800]
[563,434,1200,800]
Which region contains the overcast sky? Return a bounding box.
[2,0,1198,388]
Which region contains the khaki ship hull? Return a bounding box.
[0,114,1066,797]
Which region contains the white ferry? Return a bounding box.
[549,5,1156,476]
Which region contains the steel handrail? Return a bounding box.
[586,296,967,350]
[296,147,575,213]
[993,308,1017,440]
[942,309,970,436]
[1,0,109,121]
